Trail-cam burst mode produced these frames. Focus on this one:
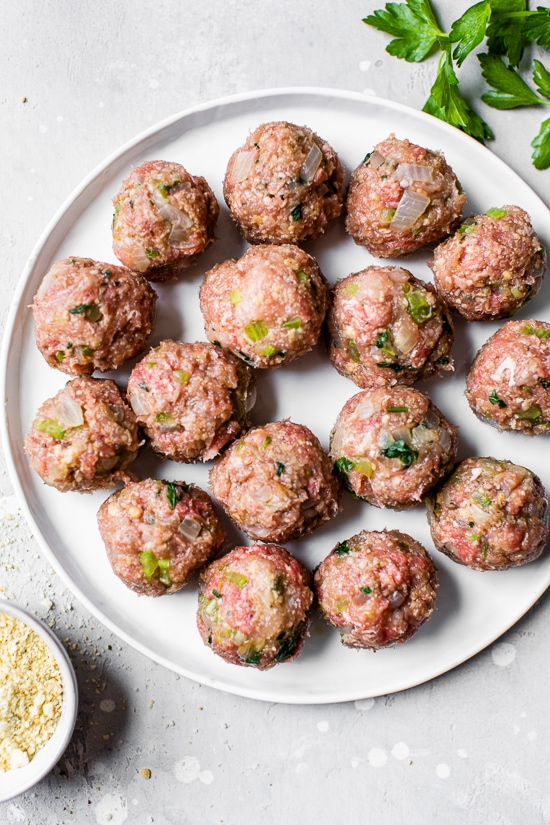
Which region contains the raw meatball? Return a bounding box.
[24,377,140,492]
[127,341,255,462]
[330,387,457,509]
[97,479,225,596]
[32,257,157,376]
[112,159,219,281]
[429,205,546,320]
[223,121,344,244]
[328,265,453,388]
[209,420,341,543]
[345,134,466,257]
[465,319,550,435]
[426,457,548,571]
[314,530,438,650]
[197,543,313,669]
[200,244,329,368]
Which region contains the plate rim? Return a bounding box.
[2,86,549,704]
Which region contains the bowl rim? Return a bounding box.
[0,599,78,801]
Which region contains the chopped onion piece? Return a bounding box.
[127,247,151,273]
[248,524,273,539]
[423,408,440,429]
[230,150,256,183]
[387,591,405,608]
[390,190,430,231]
[242,385,256,414]
[393,315,419,354]
[300,143,322,183]
[391,426,412,445]
[394,164,434,184]
[49,396,84,429]
[129,394,148,416]
[438,427,452,452]
[411,425,437,449]
[369,151,385,169]
[468,503,493,526]
[178,515,202,540]
[356,398,376,420]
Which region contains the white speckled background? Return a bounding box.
[1,1,549,823]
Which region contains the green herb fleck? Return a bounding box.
[291,204,302,221]
[334,456,354,474]
[275,461,285,477]
[381,439,418,467]
[405,289,434,324]
[55,350,65,363]
[261,435,272,449]
[489,390,507,408]
[516,404,542,421]
[282,317,302,329]
[212,589,222,599]
[224,570,248,588]
[36,419,65,440]
[377,361,402,371]
[145,248,160,258]
[333,541,351,556]
[360,586,373,595]
[174,370,189,384]
[244,320,268,341]
[69,302,103,322]
[166,482,183,510]
[387,406,409,413]
[347,340,361,362]
[485,206,507,219]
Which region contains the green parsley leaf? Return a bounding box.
[333,541,351,556]
[486,0,529,67]
[423,51,493,142]
[363,0,446,63]
[488,390,507,408]
[166,481,183,510]
[360,586,373,595]
[380,439,419,467]
[533,59,550,100]
[450,1,491,67]
[479,53,542,108]
[521,7,550,50]
[334,456,354,474]
[275,461,285,477]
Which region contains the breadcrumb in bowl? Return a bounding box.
[0,600,78,801]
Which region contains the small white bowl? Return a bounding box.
[0,600,78,801]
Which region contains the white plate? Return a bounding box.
[2,88,549,705]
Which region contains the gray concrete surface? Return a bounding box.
[1,1,549,822]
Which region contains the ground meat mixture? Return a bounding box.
[112,159,219,281]
[32,257,157,376]
[197,543,313,669]
[24,377,140,492]
[429,205,546,320]
[330,387,457,509]
[97,479,225,596]
[345,134,466,257]
[209,420,341,543]
[223,121,344,244]
[200,244,329,368]
[328,265,453,388]
[465,319,550,435]
[314,529,438,650]
[126,340,255,462]
[426,457,548,571]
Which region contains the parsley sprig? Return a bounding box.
[363,1,550,168]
